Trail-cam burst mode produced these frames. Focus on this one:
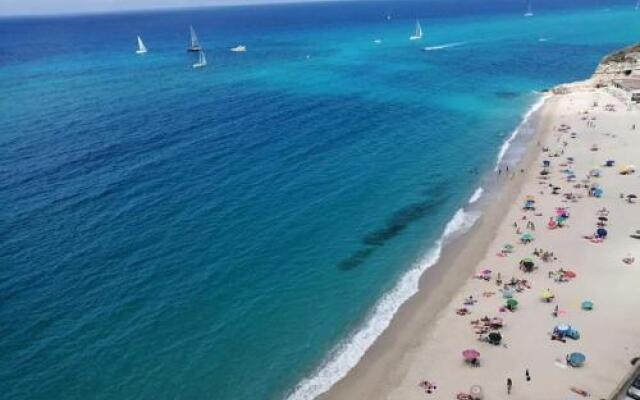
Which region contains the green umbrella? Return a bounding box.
[506,299,518,309]
[581,300,594,310]
[521,233,535,241]
[504,244,514,249]
[522,257,534,263]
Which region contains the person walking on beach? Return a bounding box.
[507,377,513,395]
[526,369,531,382]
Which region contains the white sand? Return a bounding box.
[323,86,640,400]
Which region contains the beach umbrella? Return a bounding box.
[596,228,607,238]
[568,352,586,367]
[563,270,577,278]
[506,299,518,309]
[504,244,514,249]
[490,317,503,326]
[566,327,580,340]
[481,269,492,275]
[581,300,594,310]
[469,385,483,398]
[620,165,636,175]
[521,233,534,242]
[541,289,554,301]
[462,349,480,361]
[555,324,570,333]
[502,288,514,298]
[488,332,502,345]
[521,259,535,271]
[598,216,608,221]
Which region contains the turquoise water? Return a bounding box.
[1,1,639,399]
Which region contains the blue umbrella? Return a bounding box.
[596,228,607,238]
[581,300,594,310]
[568,352,586,366]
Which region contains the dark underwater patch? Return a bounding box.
[337,248,375,270]
[363,201,440,246]
[495,91,519,99]
[337,195,447,270]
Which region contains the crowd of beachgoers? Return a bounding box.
[323,83,640,400]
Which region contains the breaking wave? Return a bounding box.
[494,93,549,170]
[287,94,550,400]
[285,208,479,400]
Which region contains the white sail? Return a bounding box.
[524,1,534,16]
[188,25,202,51]
[409,20,423,40]
[136,36,147,54]
[193,50,207,69]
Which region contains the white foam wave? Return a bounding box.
[287,88,547,400]
[286,208,480,400]
[423,41,466,51]
[494,93,550,171]
[468,187,484,204]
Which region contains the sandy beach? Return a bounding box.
[322,55,640,399]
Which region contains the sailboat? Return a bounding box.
[524,1,534,17]
[187,25,202,52]
[409,20,423,41]
[136,35,148,54]
[230,45,247,52]
[193,50,207,69]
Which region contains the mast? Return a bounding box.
[189,25,200,49]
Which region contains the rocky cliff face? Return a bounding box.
[592,43,640,85]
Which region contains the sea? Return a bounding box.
[1,0,639,399]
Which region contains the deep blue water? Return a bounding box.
[1,1,639,399]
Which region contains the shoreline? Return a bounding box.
[316,94,558,400]
[318,75,640,399]
[287,93,555,400]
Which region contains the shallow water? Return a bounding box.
[1,1,639,399]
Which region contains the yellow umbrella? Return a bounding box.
[541,289,554,301]
[620,165,636,175]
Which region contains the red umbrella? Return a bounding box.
[564,271,577,278]
[462,349,480,361]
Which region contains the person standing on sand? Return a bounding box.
[507,377,513,395]
[526,369,531,382]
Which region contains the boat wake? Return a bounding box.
[423,41,466,51]
[286,208,480,400]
